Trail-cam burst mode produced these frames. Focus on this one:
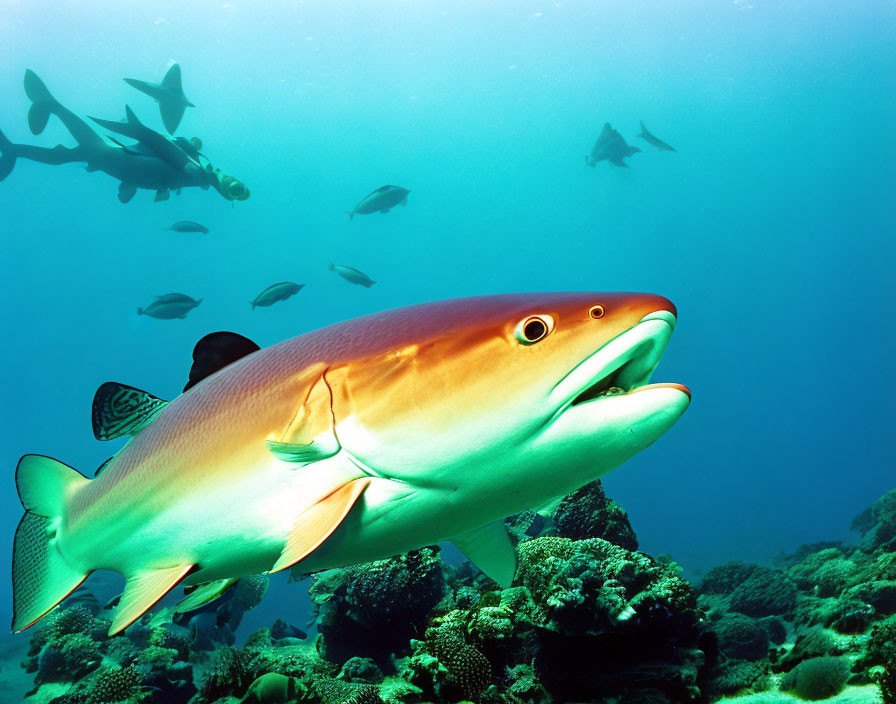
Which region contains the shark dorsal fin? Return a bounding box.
[184,332,260,392]
[92,382,168,441]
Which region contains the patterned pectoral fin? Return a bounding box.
[92,382,168,441]
[269,477,371,573]
[266,368,340,465]
[450,520,518,588]
[109,564,195,635]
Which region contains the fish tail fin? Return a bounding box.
[345,211,354,220]
[637,120,648,137]
[328,261,335,272]
[12,455,91,633]
[136,307,143,315]
[250,301,255,310]
[23,69,58,135]
[0,128,17,182]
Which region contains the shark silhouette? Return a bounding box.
[0,70,248,204]
[124,63,194,135]
[586,123,641,167]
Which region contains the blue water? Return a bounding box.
[1,0,894,632]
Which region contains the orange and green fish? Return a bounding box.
[11,292,690,636]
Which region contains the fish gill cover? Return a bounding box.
[0,2,894,704]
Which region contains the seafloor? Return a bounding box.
[8,482,895,704]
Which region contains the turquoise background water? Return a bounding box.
[1,0,894,630]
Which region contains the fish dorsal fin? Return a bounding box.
[450,520,518,588]
[270,478,371,573]
[109,564,194,635]
[265,367,340,464]
[184,332,260,392]
[174,578,239,614]
[92,382,168,441]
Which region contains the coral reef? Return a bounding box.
[17,484,896,704]
[308,546,445,666]
[551,479,639,550]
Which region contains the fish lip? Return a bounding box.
[550,311,684,412]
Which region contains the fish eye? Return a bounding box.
[589,305,605,319]
[514,314,554,345]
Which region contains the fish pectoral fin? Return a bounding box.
[266,368,339,464]
[450,520,518,588]
[174,578,239,614]
[92,382,168,441]
[270,477,371,573]
[110,564,195,635]
[118,183,136,204]
[379,208,391,214]
[266,438,338,463]
[154,189,170,202]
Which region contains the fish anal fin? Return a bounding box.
[270,478,371,573]
[266,368,339,464]
[450,520,518,588]
[110,564,194,635]
[92,382,168,441]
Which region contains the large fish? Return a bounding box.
[11,293,690,636]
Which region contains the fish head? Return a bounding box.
[331,292,689,509]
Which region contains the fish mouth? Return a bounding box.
[551,310,689,412]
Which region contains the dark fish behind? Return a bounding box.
[586,123,641,167]
[154,293,196,304]
[165,221,209,233]
[329,262,376,288]
[346,185,410,220]
[251,282,304,310]
[636,121,676,152]
[137,294,201,319]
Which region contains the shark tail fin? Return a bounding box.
[11,455,91,633]
[23,69,57,135]
[0,128,17,182]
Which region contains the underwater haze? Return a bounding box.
[1,0,895,699]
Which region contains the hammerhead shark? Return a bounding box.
[0,70,248,204]
[586,123,641,167]
[124,63,194,135]
[11,292,689,635]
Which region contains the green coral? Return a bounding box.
[712,613,769,661]
[782,656,850,700]
[309,547,445,664]
[239,673,301,703]
[729,568,797,618]
[700,561,765,595]
[85,664,144,704]
[551,479,639,550]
